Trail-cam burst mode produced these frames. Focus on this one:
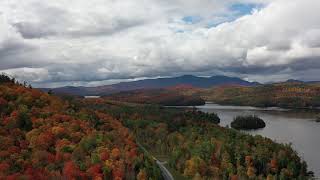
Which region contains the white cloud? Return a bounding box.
[2,67,49,82]
[0,0,319,87]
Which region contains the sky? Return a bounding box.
[0,0,320,87]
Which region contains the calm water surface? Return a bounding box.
[195,103,320,177]
[84,96,100,98]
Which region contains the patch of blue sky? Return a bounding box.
[230,3,262,16]
[175,29,185,33]
[178,3,264,30]
[206,17,231,28]
[206,3,264,28]
[182,15,203,24]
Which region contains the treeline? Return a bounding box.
[0,73,32,88]
[80,98,312,179]
[200,83,320,108]
[231,115,266,130]
[0,74,15,84]
[105,89,205,106]
[105,82,320,108]
[0,75,162,179]
[184,110,220,124]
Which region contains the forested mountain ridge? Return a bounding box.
[41,75,258,96]
[199,82,320,108]
[102,81,320,108]
[41,75,320,109]
[0,76,161,179]
[104,88,205,106]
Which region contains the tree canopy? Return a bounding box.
[231,115,266,130]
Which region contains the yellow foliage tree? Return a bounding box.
[137,169,147,180]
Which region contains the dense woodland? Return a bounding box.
[80,98,312,179]
[199,83,320,108]
[0,75,161,179]
[231,115,266,130]
[0,74,313,179]
[104,82,320,109]
[104,88,205,106]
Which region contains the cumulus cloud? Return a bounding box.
[0,0,319,87]
[1,67,49,82]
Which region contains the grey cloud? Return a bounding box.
[0,0,320,87]
[13,16,147,39]
[0,39,34,59]
[6,0,150,39]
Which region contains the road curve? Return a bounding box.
[136,142,174,180]
[156,160,174,180]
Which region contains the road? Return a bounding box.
[156,160,174,180]
[136,142,174,180]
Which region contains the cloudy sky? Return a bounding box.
[0,0,319,87]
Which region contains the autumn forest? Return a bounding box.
[0,74,315,179]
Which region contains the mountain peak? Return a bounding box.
[286,79,303,83]
[41,75,258,96]
[178,75,198,78]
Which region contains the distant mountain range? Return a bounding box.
[284,79,320,84]
[40,75,260,96]
[264,79,320,84]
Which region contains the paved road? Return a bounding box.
[137,142,174,180]
[156,160,174,180]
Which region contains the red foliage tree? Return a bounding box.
[63,161,80,179]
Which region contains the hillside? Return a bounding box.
[0,77,161,179]
[104,88,205,106]
[42,75,258,96]
[103,81,320,108]
[200,82,320,108]
[81,98,311,179]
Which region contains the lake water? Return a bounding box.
[195,103,320,177]
[84,96,101,98]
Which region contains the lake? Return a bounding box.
[84,96,101,98]
[195,103,320,177]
